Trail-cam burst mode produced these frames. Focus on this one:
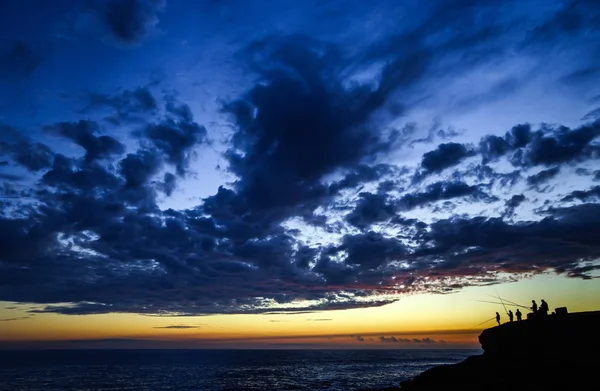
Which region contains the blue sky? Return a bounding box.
[1,0,600,319]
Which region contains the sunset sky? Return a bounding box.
[1,0,599,349]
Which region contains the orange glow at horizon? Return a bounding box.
[1,273,599,349]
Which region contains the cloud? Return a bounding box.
[379,336,441,343]
[559,67,600,86]
[524,0,600,46]
[158,172,177,196]
[516,122,600,167]
[142,116,207,175]
[119,148,163,189]
[0,124,54,171]
[335,231,407,272]
[3,115,600,316]
[78,87,158,123]
[0,42,43,79]
[153,325,201,329]
[45,120,125,163]
[503,194,526,218]
[397,181,495,211]
[561,186,600,203]
[0,316,31,321]
[346,192,397,229]
[526,167,560,188]
[419,143,476,176]
[505,194,526,209]
[1,1,600,318]
[379,336,399,343]
[67,338,151,344]
[218,35,402,216]
[582,107,600,122]
[417,203,600,279]
[478,120,600,170]
[76,0,166,47]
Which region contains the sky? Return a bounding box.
[1,0,599,350]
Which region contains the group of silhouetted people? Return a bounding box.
[507,309,522,322]
[531,299,549,315]
[496,309,522,325]
[530,299,549,318]
[495,299,548,325]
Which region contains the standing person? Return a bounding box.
[516,309,522,321]
[531,300,538,313]
[496,312,501,326]
[508,310,514,322]
[540,299,548,316]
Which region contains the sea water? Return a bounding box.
[0,349,480,391]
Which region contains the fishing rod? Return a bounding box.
[473,300,530,309]
[500,298,529,309]
[473,299,530,310]
[485,294,530,310]
[486,294,521,307]
[496,290,509,316]
[474,299,509,305]
[469,316,497,330]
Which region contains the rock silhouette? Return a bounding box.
[357,309,600,391]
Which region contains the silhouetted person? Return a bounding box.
[508,310,513,322]
[539,299,548,316]
[531,300,537,313]
[496,312,500,326]
[516,309,522,321]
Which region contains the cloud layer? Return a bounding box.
[0,0,599,316]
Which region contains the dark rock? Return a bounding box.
[359,310,600,391]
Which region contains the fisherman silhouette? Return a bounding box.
[496,312,500,326]
[531,300,538,313]
[508,310,514,322]
[516,309,522,321]
[539,299,549,316]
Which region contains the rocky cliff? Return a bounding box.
[358,309,600,391]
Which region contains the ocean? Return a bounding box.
[0,349,480,391]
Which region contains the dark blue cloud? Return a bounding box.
[119,149,162,189]
[524,0,600,46]
[45,120,125,163]
[397,181,495,211]
[419,143,476,175]
[346,192,397,229]
[561,186,600,203]
[582,107,600,122]
[0,124,54,171]
[221,35,401,211]
[79,87,158,123]
[517,122,600,167]
[505,194,526,209]
[143,116,207,175]
[526,167,560,188]
[479,121,600,169]
[78,0,166,46]
[0,0,599,317]
[0,42,43,79]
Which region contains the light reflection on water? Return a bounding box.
[0,349,480,391]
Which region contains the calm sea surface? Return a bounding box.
[0,349,480,391]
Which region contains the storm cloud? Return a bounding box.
[0,0,599,317]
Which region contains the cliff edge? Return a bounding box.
[359,309,600,391]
